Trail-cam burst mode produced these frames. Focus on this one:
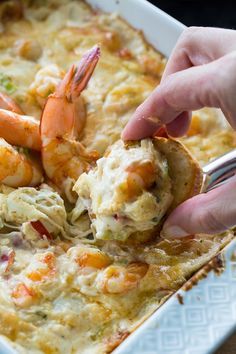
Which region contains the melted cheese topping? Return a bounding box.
[74,139,172,241]
[0,1,235,354]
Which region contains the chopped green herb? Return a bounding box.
[117,259,129,265]
[0,73,17,94]
[21,147,30,157]
[35,311,48,319]
[16,147,30,157]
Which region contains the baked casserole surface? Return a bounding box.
[0,1,235,353]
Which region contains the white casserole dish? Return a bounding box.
[88,0,185,58]
[113,238,236,354]
[0,1,235,353]
[85,1,236,354]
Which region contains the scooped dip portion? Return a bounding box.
[74,139,173,241]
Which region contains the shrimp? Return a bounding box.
[0,92,41,150]
[0,138,42,187]
[27,252,56,282]
[40,45,100,201]
[0,93,43,187]
[76,247,111,269]
[0,109,41,151]
[68,246,111,270]
[0,92,23,114]
[11,282,37,308]
[97,262,149,294]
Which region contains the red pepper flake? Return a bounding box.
[1,250,15,273]
[5,250,15,273]
[31,221,52,240]
[1,254,9,262]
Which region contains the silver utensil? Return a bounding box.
[202,149,236,192]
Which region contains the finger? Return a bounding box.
[166,111,191,137]
[121,113,162,140]
[122,56,222,140]
[159,28,236,138]
[161,176,236,238]
[162,27,236,80]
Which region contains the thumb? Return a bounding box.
[161,176,236,238]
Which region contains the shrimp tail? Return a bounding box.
[73,45,101,94]
[57,45,101,101]
[0,92,24,114]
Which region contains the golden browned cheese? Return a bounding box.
[0,1,235,354]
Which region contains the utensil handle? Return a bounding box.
[202,149,236,192]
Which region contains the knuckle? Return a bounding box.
[179,26,202,45]
[196,208,227,234]
[224,50,236,69]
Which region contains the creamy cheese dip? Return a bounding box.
[74,139,173,241]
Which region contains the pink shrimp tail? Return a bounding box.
[56,45,101,101]
[73,45,101,93]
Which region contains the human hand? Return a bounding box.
[122,27,236,238]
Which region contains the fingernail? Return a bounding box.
[161,225,189,239]
[144,116,161,125]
